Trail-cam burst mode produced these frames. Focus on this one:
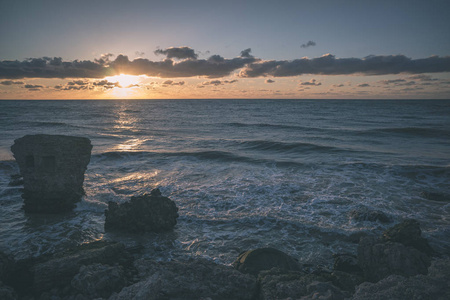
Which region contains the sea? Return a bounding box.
[0,99,449,266]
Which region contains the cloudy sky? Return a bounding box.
[1,0,450,99]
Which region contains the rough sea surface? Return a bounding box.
[0,99,449,266]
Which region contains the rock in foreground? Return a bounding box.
[11,134,92,213]
[105,188,179,233]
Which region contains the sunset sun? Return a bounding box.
[104,74,141,88]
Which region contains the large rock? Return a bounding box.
[233,248,302,276]
[110,258,257,300]
[357,237,430,282]
[31,241,128,295]
[351,258,450,300]
[105,188,179,233]
[382,219,434,255]
[71,263,127,299]
[11,134,92,213]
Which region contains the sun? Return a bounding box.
[104,74,141,88]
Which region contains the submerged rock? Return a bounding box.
[104,188,179,233]
[110,258,257,300]
[233,247,302,276]
[10,134,92,213]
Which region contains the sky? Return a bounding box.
[1,0,450,99]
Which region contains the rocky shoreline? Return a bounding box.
[1,217,449,300]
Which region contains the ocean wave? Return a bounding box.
[238,140,343,153]
[225,122,323,132]
[364,127,450,138]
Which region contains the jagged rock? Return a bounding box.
[257,268,349,300]
[351,258,450,300]
[110,258,257,300]
[330,271,364,292]
[382,219,434,255]
[333,254,362,274]
[71,263,127,298]
[11,134,92,213]
[31,241,127,295]
[357,237,430,282]
[233,248,302,276]
[349,207,390,223]
[104,188,179,233]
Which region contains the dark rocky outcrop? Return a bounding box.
[233,247,302,276]
[382,218,434,255]
[110,258,257,300]
[71,263,127,299]
[351,258,450,300]
[105,188,179,233]
[357,219,433,283]
[11,134,92,213]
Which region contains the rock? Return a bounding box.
[104,188,179,233]
[0,281,17,300]
[330,271,364,292]
[8,174,23,187]
[382,219,434,255]
[110,258,257,300]
[10,134,92,213]
[357,237,430,282]
[233,248,302,276]
[351,258,450,300]
[257,268,349,300]
[71,263,127,299]
[333,254,362,274]
[349,207,390,223]
[0,251,13,282]
[31,241,127,295]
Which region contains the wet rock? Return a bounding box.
[349,207,390,223]
[357,237,430,282]
[71,263,127,299]
[110,258,257,300]
[8,174,23,187]
[31,241,127,295]
[11,134,92,213]
[351,258,450,300]
[333,254,362,274]
[257,268,349,300]
[105,188,179,233]
[382,219,434,255]
[0,281,17,300]
[233,248,302,276]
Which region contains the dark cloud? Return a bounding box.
[379,79,406,85]
[67,80,88,85]
[0,80,24,85]
[265,79,275,83]
[300,79,321,86]
[407,74,438,81]
[333,84,345,87]
[357,83,370,87]
[24,84,43,89]
[154,47,198,60]
[301,41,316,48]
[1,51,449,80]
[239,54,450,77]
[162,80,185,86]
[202,79,238,86]
[93,80,120,89]
[240,48,253,58]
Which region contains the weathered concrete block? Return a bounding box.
[11,134,92,213]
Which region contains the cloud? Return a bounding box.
[357,83,370,87]
[265,79,275,83]
[67,80,88,85]
[300,79,321,86]
[24,84,43,89]
[162,80,185,86]
[135,51,145,57]
[202,79,238,86]
[154,47,198,60]
[240,48,253,58]
[1,50,450,81]
[93,80,120,89]
[379,79,406,85]
[301,41,316,48]
[0,80,24,85]
[333,83,345,87]
[239,54,450,77]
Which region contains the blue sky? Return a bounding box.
[1,0,450,99]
